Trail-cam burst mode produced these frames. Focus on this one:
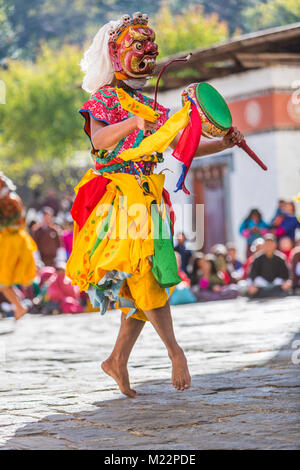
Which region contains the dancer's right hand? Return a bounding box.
[134,114,161,132]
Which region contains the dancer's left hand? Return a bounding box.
[222,127,244,148]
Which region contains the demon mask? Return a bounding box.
[108,13,158,81]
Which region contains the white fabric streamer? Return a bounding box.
[81,21,121,94]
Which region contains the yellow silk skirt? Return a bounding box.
[0,227,37,286]
[66,171,175,321]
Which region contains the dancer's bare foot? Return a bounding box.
[101,357,137,398]
[14,304,27,321]
[170,348,191,391]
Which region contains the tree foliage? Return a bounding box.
[1,1,299,63]
[243,0,300,31]
[0,0,98,62]
[153,4,229,58]
[0,44,88,180]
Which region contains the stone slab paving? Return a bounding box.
[0,297,299,449]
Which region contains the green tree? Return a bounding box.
[0,0,98,62]
[0,44,88,180]
[244,0,300,30]
[168,0,255,34]
[153,3,229,58]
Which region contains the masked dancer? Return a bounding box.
[67,12,243,396]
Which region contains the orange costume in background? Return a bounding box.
[0,173,37,287]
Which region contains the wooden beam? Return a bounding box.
[236,52,300,67]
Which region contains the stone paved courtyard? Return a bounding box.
[0,297,299,450]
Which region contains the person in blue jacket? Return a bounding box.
[239,209,269,257]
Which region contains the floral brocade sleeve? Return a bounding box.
[79,86,121,142]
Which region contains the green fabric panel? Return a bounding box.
[151,203,181,288]
[97,89,117,98]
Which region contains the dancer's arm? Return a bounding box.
[169,127,244,157]
[90,116,156,150]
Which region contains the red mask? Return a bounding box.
[108,24,158,81]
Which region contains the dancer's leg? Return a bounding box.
[0,286,27,320]
[102,312,145,397]
[144,301,191,391]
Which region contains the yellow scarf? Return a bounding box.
[115,87,191,162]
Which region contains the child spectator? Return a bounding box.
[211,244,231,284]
[239,209,269,257]
[226,242,244,281]
[47,261,82,313]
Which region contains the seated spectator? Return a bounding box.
[278,236,293,263]
[290,245,300,294]
[47,261,82,313]
[270,201,299,242]
[211,244,231,284]
[248,234,292,298]
[270,200,286,226]
[174,232,192,275]
[192,254,238,302]
[242,237,264,280]
[169,252,197,305]
[226,242,244,281]
[239,208,269,257]
[190,252,204,286]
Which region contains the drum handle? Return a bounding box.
[228,126,268,171]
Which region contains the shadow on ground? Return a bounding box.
[1,333,299,450]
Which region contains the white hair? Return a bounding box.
[80,21,121,94]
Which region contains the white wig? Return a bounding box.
[81,21,121,94]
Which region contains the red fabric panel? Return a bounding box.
[71,175,110,231]
[172,102,202,194]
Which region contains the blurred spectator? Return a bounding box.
[248,234,291,298]
[226,242,244,281]
[47,261,82,313]
[270,200,286,226]
[239,208,269,257]
[290,246,300,294]
[169,252,197,305]
[42,188,60,215]
[174,232,192,275]
[243,237,265,280]
[32,207,61,266]
[270,201,299,242]
[30,189,42,212]
[60,191,73,213]
[192,254,238,302]
[278,236,293,262]
[211,244,231,284]
[61,215,74,259]
[190,252,204,286]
